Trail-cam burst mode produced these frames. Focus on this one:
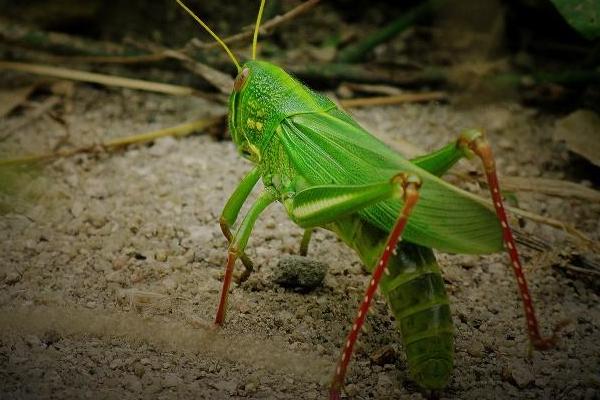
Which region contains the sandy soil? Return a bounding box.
[1,82,599,400]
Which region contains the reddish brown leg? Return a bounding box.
[329,174,422,400]
[215,191,276,326]
[215,251,237,325]
[460,131,558,350]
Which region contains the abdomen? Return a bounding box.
[331,216,454,390]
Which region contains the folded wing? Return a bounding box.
[278,109,503,254]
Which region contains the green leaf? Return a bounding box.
[550,0,600,39]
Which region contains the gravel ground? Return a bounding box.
[1,82,599,399]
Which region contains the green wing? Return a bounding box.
[277,109,503,255]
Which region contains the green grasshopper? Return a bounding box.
[176,1,558,397]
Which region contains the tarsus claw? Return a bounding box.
[329,388,341,400]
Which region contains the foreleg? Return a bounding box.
[219,166,261,283]
[215,189,276,325]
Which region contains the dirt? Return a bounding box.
[0,79,599,400]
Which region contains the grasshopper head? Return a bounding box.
[228,60,295,164]
[175,1,281,163]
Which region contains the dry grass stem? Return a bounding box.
[0,115,225,166]
[0,61,195,96]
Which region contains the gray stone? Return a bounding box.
[24,335,40,347]
[133,362,146,378]
[5,272,21,285]
[272,255,328,291]
[123,374,142,392]
[162,373,182,388]
[467,340,485,358]
[508,361,534,388]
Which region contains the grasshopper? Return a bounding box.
[176,1,558,397]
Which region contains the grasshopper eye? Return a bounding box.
[233,68,250,92]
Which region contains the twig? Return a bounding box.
[339,91,446,108]
[45,53,173,65]
[494,70,600,86]
[0,85,36,118]
[0,116,225,166]
[190,0,321,50]
[291,62,600,88]
[0,61,195,96]
[339,82,404,96]
[497,176,600,203]
[503,202,594,246]
[514,230,552,252]
[450,170,600,203]
[160,50,232,94]
[0,96,62,142]
[0,17,142,57]
[337,0,445,63]
[288,63,446,86]
[61,48,232,94]
[555,264,600,278]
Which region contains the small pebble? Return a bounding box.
[344,383,359,397]
[507,361,534,388]
[133,362,146,378]
[244,381,257,393]
[112,255,129,270]
[85,211,108,229]
[123,375,142,392]
[41,330,61,346]
[5,272,21,285]
[272,255,328,291]
[70,201,85,217]
[106,271,125,284]
[370,345,397,366]
[162,373,181,388]
[155,249,168,262]
[162,277,178,291]
[110,358,123,369]
[210,379,238,394]
[24,335,40,348]
[467,340,485,358]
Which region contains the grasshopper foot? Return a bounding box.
[531,319,571,350]
[329,387,341,400]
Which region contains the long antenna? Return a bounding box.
[252,0,266,60]
[175,0,241,72]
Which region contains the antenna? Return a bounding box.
[175,0,241,72]
[252,0,266,60]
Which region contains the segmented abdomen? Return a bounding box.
[331,217,453,390]
[381,241,453,390]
